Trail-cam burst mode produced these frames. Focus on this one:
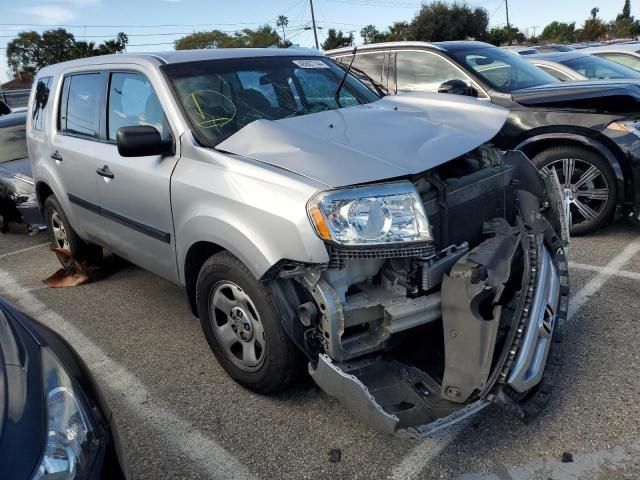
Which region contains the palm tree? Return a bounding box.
[276,15,289,42]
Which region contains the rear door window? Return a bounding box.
[60,73,102,139]
[32,76,52,131]
[107,72,169,141]
[395,51,470,92]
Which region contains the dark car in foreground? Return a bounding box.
[0,110,45,233]
[328,41,640,234]
[0,299,127,479]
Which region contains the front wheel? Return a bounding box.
[532,146,617,235]
[196,252,299,393]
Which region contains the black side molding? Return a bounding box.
[67,194,171,244]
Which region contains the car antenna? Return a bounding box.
[334,45,357,108]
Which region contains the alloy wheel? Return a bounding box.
[209,281,266,372]
[50,211,70,251]
[541,158,610,229]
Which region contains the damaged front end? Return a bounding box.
[270,146,570,437]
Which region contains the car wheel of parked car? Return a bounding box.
[532,146,617,235]
[196,251,298,393]
[44,196,101,266]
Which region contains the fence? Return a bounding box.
[0,88,30,109]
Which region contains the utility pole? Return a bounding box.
[505,0,511,45]
[309,0,319,49]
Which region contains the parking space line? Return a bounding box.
[0,268,258,480]
[570,262,640,281]
[390,421,468,480]
[390,237,640,480]
[0,242,49,259]
[568,237,640,321]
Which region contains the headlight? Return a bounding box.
[32,348,101,480]
[307,181,432,245]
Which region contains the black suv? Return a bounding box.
[328,41,640,234]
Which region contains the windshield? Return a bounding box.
[562,55,640,80]
[450,47,559,92]
[162,55,380,147]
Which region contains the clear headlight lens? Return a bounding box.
[307,181,432,245]
[32,348,101,480]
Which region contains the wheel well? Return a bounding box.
[36,182,54,211]
[520,138,599,162]
[184,241,225,317]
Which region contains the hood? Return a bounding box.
[217,93,508,187]
[512,80,640,106]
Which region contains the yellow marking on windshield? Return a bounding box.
[190,92,206,120]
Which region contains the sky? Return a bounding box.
[0,0,632,83]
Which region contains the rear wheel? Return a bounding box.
[43,196,101,266]
[532,146,617,235]
[196,251,298,393]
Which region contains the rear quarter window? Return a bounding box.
[31,76,53,132]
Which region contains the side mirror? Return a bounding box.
[116,126,173,157]
[438,79,477,97]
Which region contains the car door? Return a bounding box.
[51,72,107,244]
[393,50,486,97]
[93,70,179,282]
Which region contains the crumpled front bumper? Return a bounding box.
[308,157,570,438]
[309,237,569,438]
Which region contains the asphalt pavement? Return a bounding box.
[1,220,639,480]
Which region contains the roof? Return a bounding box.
[325,40,495,56]
[526,51,589,62]
[37,47,324,75]
[582,43,640,54]
[0,77,32,90]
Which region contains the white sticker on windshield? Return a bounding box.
[292,59,330,69]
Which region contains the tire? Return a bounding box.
[43,195,101,266]
[196,251,298,393]
[532,146,617,236]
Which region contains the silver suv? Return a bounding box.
[28,48,569,437]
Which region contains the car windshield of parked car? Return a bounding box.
[162,55,380,147]
[450,47,559,92]
[562,55,640,80]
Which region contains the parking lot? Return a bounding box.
[1,221,639,480]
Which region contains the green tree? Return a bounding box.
[485,26,525,46]
[578,8,607,41]
[611,0,639,38]
[175,25,283,50]
[410,1,489,42]
[72,41,97,58]
[359,25,386,44]
[6,28,129,77]
[6,31,42,77]
[276,15,289,42]
[387,21,411,41]
[540,21,577,43]
[321,29,354,50]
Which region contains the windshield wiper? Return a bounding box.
[334,46,357,108]
[348,64,389,97]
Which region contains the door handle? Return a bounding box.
[50,151,63,162]
[96,165,114,179]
